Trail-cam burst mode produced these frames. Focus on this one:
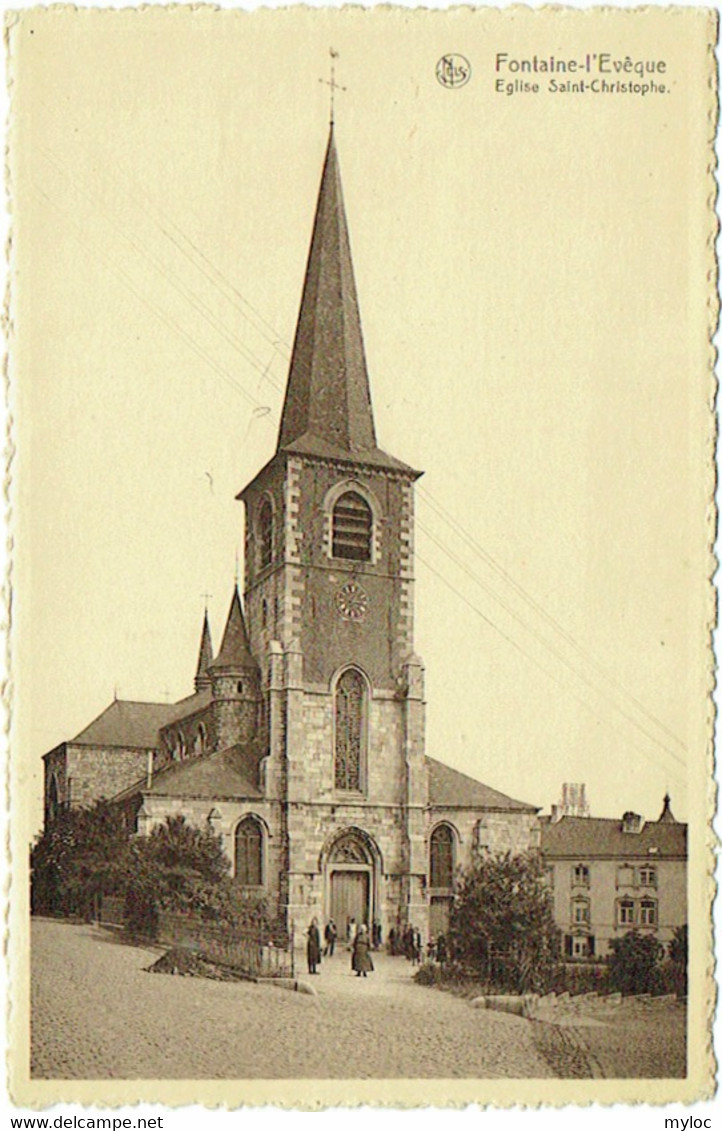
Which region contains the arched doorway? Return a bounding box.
[325,829,376,937]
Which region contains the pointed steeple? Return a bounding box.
[658,793,678,823]
[209,587,257,672]
[194,610,214,692]
[277,126,377,456]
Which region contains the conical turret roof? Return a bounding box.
[194,609,214,689]
[209,587,257,672]
[658,793,678,823]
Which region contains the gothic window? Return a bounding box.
[430,825,455,890]
[261,598,268,628]
[332,491,372,561]
[259,498,274,569]
[235,816,263,887]
[48,774,60,823]
[334,668,366,791]
[193,724,206,756]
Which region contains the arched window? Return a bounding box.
[193,724,206,757]
[430,825,455,889]
[334,668,366,791]
[48,774,60,823]
[259,498,274,569]
[235,816,263,887]
[332,491,372,561]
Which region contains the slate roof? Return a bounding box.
[195,610,214,684]
[209,588,257,671]
[160,688,213,727]
[273,126,418,482]
[141,745,263,801]
[71,699,173,748]
[425,756,538,812]
[540,814,687,859]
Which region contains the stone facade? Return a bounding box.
[42,124,541,942]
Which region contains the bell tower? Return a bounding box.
[237,124,428,933]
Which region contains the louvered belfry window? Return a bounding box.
[332,491,372,561]
[335,668,365,791]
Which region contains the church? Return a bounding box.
[42,125,540,939]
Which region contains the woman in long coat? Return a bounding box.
[351,924,375,977]
[307,917,322,975]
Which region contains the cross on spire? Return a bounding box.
[319,47,346,125]
[201,591,213,610]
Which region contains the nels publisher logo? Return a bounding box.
[436,54,471,89]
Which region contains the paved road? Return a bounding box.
[31,919,552,1080]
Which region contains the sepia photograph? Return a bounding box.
[7,4,716,1108]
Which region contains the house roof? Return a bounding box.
[425,756,538,812]
[141,745,263,801]
[540,814,687,859]
[71,699,172,748]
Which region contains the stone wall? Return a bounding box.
[44,744,156,813]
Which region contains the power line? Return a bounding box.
[418,485,687,753]
[415,549,686,785]
[417,518,686,770]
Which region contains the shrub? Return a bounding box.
[449,850,560,993]
[607,930,664,994]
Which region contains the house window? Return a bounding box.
[572,899,590,925]
[640,899,657,926]
[573,863,590,886]
[618,899,635,926]
[334,668,366,791]
[572,936,592,958]
[332,491,372,561]
[617,864,635,887]
[259,499,274,569]
[234,816,263,887]
[638,866,657,887]
[430,825,455,890]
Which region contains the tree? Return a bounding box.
[667,923,688,996]
[607,930,664,994]
[31,800,130,917]
[123,815,232,935]
[449,850,560,993]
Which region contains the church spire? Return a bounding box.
[277,126,377,456]
[194,609,214,692]
[209,586,257,672]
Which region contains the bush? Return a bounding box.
[608,931,664,994]
[449,850,560,993]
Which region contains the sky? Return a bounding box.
[11,6,714,837]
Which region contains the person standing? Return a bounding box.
[347,916,357,949]
[324,918,337,957]
[306,917,322,975]
[351,924,375,978]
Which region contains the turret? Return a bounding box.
[209,587,261,748]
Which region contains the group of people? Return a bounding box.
[306,915,449,977]
[388,925,448,966]
[305,917,375,978]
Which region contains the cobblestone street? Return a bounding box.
[31,919,552,1080]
